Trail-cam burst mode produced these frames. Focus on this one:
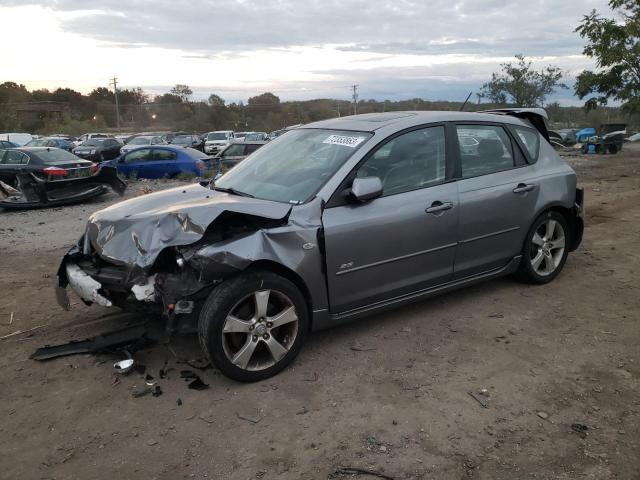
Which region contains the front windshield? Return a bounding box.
[244,133,264,141]
[172,136,191,143]
[207,132,228,140]
[129,136,151,145]
[215,129,371,204]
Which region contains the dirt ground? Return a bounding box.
[1,147,639,480]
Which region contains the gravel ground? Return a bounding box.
[0,147,639,479]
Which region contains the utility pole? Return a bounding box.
[351,84,359,115]
[109,76,121,130]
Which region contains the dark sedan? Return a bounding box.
[0,148,126,209]
[170,134,205,151]
[73,138,122,162]
[217,141,267,169]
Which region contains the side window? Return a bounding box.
[456,125,514,178]
[125,148,153,163]
[222,144,246,157]
[245,144,262,155]
[152,149,177,161]
[357,126,446,197]
[2,151,29,165]
[512,126,540,161]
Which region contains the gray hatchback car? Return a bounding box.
[57,109,584,381]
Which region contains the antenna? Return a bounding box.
[459,91,473,112]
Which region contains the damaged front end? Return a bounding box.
[56,183,324,331]
[0,165,126,209]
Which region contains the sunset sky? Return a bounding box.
[0,0,612,104]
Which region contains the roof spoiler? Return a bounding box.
[480,108,550,141]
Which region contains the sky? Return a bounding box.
[0,0,613,105]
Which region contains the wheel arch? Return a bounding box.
[531,203,583,252]
[247,260,314,331]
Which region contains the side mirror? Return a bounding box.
[350,176,383,202]
[117,156,125,163]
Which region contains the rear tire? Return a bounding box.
[517,211,569,284]
[198,270,308,382]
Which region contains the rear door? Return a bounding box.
[0,150,30,185]
[322,125,458,313]
[452,123,540,278]
[149,148,179,177]
[120,148,153,178]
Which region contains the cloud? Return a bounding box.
[0,0,613,103]
[0,0,612,56]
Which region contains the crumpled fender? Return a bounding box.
[85,184,292,269]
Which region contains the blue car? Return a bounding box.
[0,140,19,149]
[25,137,74,151]
[103,145,215,179]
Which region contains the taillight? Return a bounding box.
[196,160,206,171]
[42,166,68,176]
[90,162,99,173]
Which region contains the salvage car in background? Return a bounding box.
[119,135,164,155]
[103,145,212,179]
[25,137,74,151]
[204,130,234,155]
[0,147,125,209]
[170,134,204,151]
[57,109,583,382]
[0,140,19,149]
[244,132,269,141]
[216,141,266,169]
[0,133,33,146]
[73,138,122,161]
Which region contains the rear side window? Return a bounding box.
[512,126,540,161]
[223,144,246,157]
[456,125,514,178]
[152,149,177,161]
[1,151,30,165]
[245,144,262,155]
[125,148,153,162]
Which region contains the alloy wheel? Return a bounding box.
[221,289,299,371]
[529,218,566,276]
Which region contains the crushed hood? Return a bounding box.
[85,183,291,269]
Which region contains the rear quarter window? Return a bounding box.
[512,126,540,162]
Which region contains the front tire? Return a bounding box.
[198,270,308,382]
[517,211,569,284]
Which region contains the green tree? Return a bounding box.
[480,55,567,107]
[247,92,280,105]
[575,0,640,113]
[170,84,193,103]
[207,94,225,107]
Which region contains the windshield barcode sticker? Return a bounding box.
[322,135,366,148]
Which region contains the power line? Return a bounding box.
[351,84,359,115]
[109,76,121,130]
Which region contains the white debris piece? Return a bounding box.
[131,275,157,302]
[66,263,113,307]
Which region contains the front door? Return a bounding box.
[322,125,458,313]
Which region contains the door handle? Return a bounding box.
[513,183,536,194]
[425,201,453,214]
